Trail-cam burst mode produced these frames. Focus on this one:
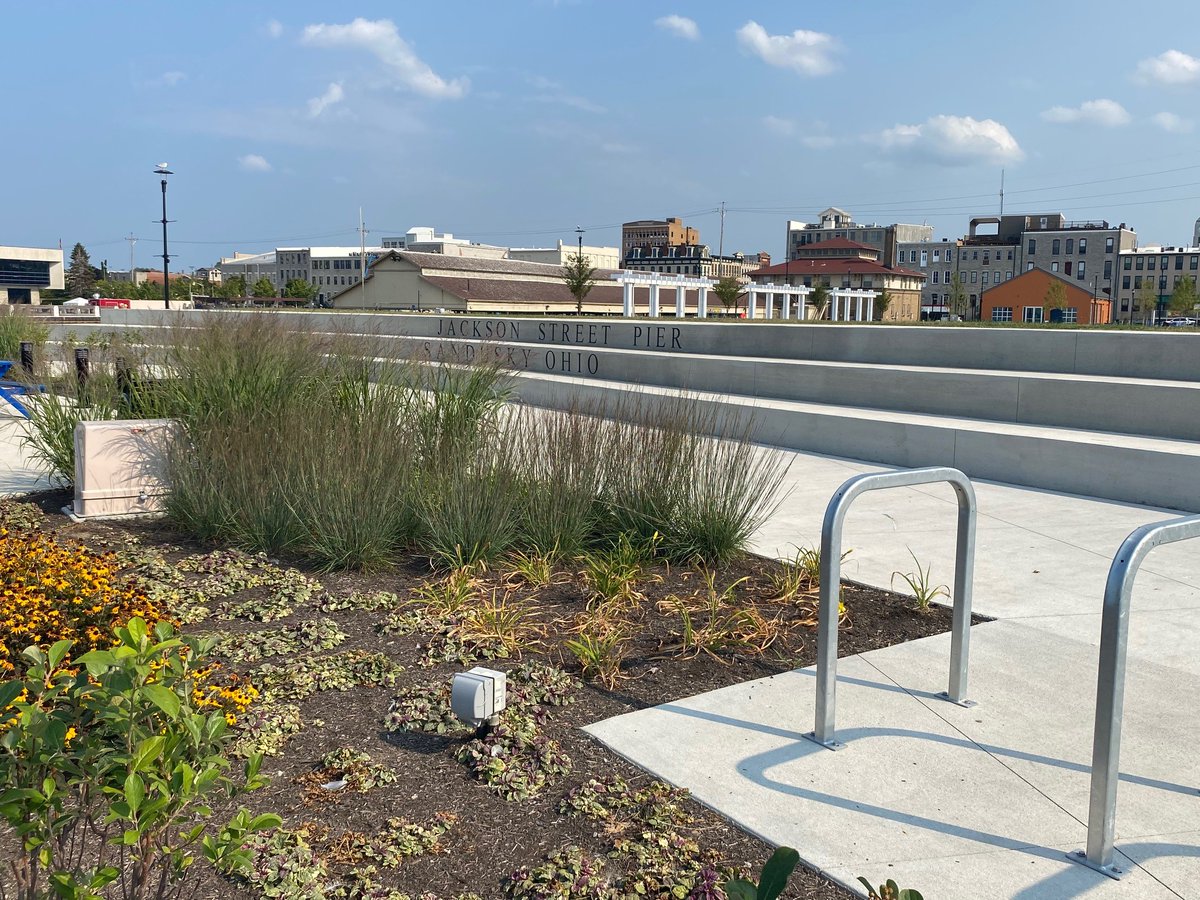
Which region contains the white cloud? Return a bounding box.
[1152,111,1194,133]
[265,19,283,38]
[238,154,272,173]
[307,81,345,117]
[736,21,837,76]
[1135,49,1200,85]
[301,18,468,99]
[159,71,186,87]
[1040,98,1130,127]
[655,15,700,41]
[877,114,1023,166]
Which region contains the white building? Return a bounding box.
[0,245,65,304]
[216,252,276,291]
[381,227,507,259]
[508,240,621,269]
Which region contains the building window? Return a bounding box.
[1027,262,1035,271]
[1134,275,1142,288]
[930,293,939,302]
[1051,262,1059,273]
[1191,256,1199,270]
[1040,217,1048,228]
[1065,261,1073,276]
[1123,256,1132,270]
[992,306,1013,322]
[944,269,951,283]
[1106,237,1114,253]
[1136,256,1144,270]
[1052,239,1061,255]
[1148,256,1156,270]
[1176,255,1184,270]
[1078,260,1086,280]
[1104,260,1112,280]
[1023,306,1044,323]
[982,272,990,285]
[933,250,940,263]
[1123,275,1131,289]
[932,270,940,283]
[920,250,928,267]
[1066,239,1074,254]
[970,271,978,283]
[1062,308,1078,323]
[1028,239,1036,255]
[1079,238,1087,254]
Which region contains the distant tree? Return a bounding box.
[93,279,136,300]
[872,287,893,321]
[712,276,743,314]
[1136,278,1160,321]
[947,272,968,318]
[222,275,247,298]
[251,276,276,298]
[1044,280,1067,310]
[66,243,96,298]
[562,253,598,314]
[284,278,317,301]
[810,282,831,319]
[1169,276,1199,314]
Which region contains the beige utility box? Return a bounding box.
[73,419,178,518]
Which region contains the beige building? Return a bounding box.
[622,245,770,280]
[0,245,65,304]
[787,208,934,267]
[750,238,925,321]
[621,217,699,261]
[508,241,621,269]
[1115,245,1200,323]
[332,250,626,314]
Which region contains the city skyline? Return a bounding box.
[4,1,1200,269]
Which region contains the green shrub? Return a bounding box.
[0,310,48,364]
[0,619,278,900]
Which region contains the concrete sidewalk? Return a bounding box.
[586,448,1200,899]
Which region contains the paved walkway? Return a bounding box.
[0,417,49,496]
[586,449,1200,899]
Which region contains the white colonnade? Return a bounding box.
[610,271,717,318]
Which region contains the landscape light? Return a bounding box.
[451,667,506,731]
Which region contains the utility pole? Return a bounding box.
[126,233,138,283]
[154,164,174,309]
[358,207,368,311]
[718,200,726,260]
[999,169,1005,217]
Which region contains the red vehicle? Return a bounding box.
[90,298,131,309]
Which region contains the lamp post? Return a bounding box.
[154,164,173,309]
[575,226,584,259]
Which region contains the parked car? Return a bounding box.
[1161,317,1196,327]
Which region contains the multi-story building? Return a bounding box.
[787,208,933,267]
[621,217,699,262]
[750,238,925,321]
[0,245,64,304]
[276,246,385,305]
[622,245,770,280]
[1113,245,1200,323]
[381,227,507,259]
[896,213,1135,320]
[217,252,277,292]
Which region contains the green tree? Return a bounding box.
[947,272,968,318]
[562,253,598,314]
[712,276,744,314]
[872,288,893,321]
[810,281,831,319]
[221,275,247,299]
[251,276,276,298]
[93,279,136,300]
[1044,279,1067,310]
[1136,278,1159,321]
[66,242,96,298]
[284,278,317,300]
[1169,275,1199,315]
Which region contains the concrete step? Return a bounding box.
[509,369,1200,512]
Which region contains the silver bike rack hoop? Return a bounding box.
[805,466,978,751]
[1068,514,1200,880]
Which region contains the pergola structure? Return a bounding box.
[828,288,879,322]
[744,283,879,322]
[609,271,716,317]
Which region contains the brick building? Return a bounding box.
[979,268,1112,325]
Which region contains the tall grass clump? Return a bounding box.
[0,308,49,362]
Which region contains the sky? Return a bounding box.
[4,1,1200,271]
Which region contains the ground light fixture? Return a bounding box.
[451,667,506,734]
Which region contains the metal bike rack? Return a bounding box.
[805,466,978,750]
[1068,514,1200,880]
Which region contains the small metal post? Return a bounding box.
[807,466,978,750]
[1069,514,1200,879]
[74,347,90,390]
[19,341,34,375]
[116,355,132,408]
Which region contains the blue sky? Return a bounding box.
[5,1,1200,270]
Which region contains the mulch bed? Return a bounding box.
[20,491,976,900]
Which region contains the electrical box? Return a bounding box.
[73,419,178,518]
[451,667,507,727]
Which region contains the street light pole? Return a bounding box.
[575,226,584,259]
[154,164,173,309]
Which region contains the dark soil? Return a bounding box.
[24,502,983,900]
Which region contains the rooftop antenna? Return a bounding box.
[358,207,368,311]
[999,169,1005,217]
[718,200,726,259]
[125,233,138,281]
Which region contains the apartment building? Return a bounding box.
[621,217,700,262]
[0,245,64,304]
[787,208,933,267]
[276,246,385,304]
[1113,245,1200,322]
[622,245,770,280]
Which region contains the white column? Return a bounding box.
[697,286,708,319]
[622,280,634,317]
[676,284,686,318]
[649,283,660,317]
[830,290,837,321]
[783,292,792,319]
[798,289,808,321]
[867,297,875,321]
[856,294,864,322]
[748,286,758,319]
[765,290,774,319]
